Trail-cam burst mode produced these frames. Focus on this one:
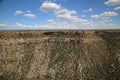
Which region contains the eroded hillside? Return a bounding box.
[0,30,120,80]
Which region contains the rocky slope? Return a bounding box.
[0,30,120,80]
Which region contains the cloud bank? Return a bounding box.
[104,0,120,6]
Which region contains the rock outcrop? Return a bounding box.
[0,30,120,80]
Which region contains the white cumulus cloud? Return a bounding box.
[114,6,120,10]
[47,19,55,23]
[55,9,76,15]
[40,1,90,24]
[91,11,118,19]
[14,10,23,15]
[55,8,88,23]
[91,15,100,19]
[0,24,9,27]
[55,9,79,22]
[104,0,120,6]
[40,1,61,12]
[24,14,36,18]
[101,11,118,18]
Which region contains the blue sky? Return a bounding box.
[0,0,120,30]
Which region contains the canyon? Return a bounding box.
[0,30,120,80]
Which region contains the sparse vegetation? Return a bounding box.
[0,30,120,80]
